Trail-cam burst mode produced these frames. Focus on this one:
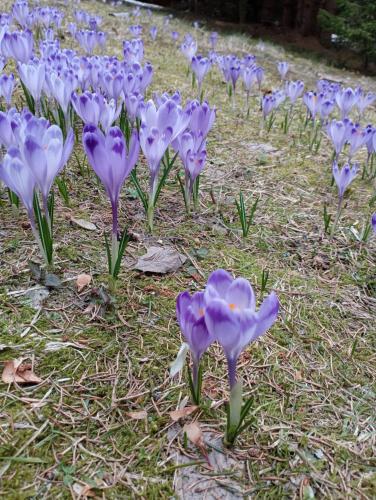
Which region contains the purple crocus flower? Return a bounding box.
[0,147,35,220]
[21,124,74,208]
[123,38,144,64]
[71,91,102,126]
[171,31,179,43]
[326,120,348,158]
[335,87,357,119]
[332,162,358,199]
[254,66,264,90]
[187,100,216,138]
[124,91,143,123]
[347,125,368,159]
[209,31,218,50]
[262,94,276,119]
[47,70,78,116]
[139,98,190,229]
[1,29,33,63]
[318,97,335,120]
[176,290,215,391]
[303,91,319,120]
[129,24,142,37]
[180,37,197,62]
[150,25,157,41]
[285,80,304,104]
[241,66,256,96]
[68,22,77,38]
[204,269,279,389]
[372,213,376,234]
[18,59,45,104]
[356,90,376,117]
[12,0,29,28]
[191,55,211,96]
[0,109,20,147]
[0,73,16,108]
[277,61,289,80]
[83,125,139,274]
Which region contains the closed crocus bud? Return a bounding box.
[0,146,36,219]
[277,61,289,80]
[285,80,304,104]
[48,70,78,114]
[372,213,376,234]
[1,29,34,63]
[335,87,357,119]
[326,120,347,157]
[209,31,218,50]
[347,125,368,159]
[21,124,74,204]
[12,0,29,28]
[191,55,211,88]
[124,92,143,123]
[0,73,16,107]
[18,59,45,102]
[176,290,215,387]
[101,71,124,103]
[303,91,319,119]
[241,66,256,93]
[254,66,264,89]
[0,109,19,148]
[171,31,179,43]
[71,91,102,125]
[149,26,157,41]
[180,38,197,61]
[99,97,122,133]
[332,162,358,199]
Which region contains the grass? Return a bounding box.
[0,0,375,498]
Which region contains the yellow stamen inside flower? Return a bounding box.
[229,303,236,311]
[199,308,204,317]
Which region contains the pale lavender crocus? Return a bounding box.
[335,87,357,119]
[254,66,264,90]
[18,59,45,108]
[347,125,369,159]
[1,29,34,63]
[150,26,157,41]
[191,55,211,97]
[139,98,190,230]
[277,61,289,80]
[171,31,179,43]
[21,123,74,216]
[176,290,215,401]
[331,162,358,236]
[0,73,16,108]
[285,80,304,104]
[303,92,319,120]
[209,31,218,50]
[326,120,348,159]
[356,91,376,117]
[83,125,140,274]
[180,37,197,63]
[71,91,102,126]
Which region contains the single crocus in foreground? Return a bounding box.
[331,162,358,237]
[204,269,279,445]
[83,125,140,278]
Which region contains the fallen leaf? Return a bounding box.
[2,359,42,385]
[71,218,97,231]
[76,274,92,292]
[169,406,198,422]
[183,422,209,463]
[126,410,147,420]
[72,482,96,497]
[134,246,186,274]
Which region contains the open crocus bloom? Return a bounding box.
[204,269,279,388]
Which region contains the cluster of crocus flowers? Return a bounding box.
[174,269,279,445]
[83,125,140,278]
[0,109,74,265]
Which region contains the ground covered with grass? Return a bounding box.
[0,0,375,498]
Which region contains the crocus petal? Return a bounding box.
[204,268,233,301]
[225,277,256,311]
[205,298,241,360]
[253,291,279,338]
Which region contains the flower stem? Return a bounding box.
[330,196,343,238]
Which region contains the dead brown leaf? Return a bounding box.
[183,422,210,464]
[2,358,42,385]
[126,410,147,420]
[169,406,198,422]
[76,273,92,292]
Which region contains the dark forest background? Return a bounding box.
[148,1,376,72]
